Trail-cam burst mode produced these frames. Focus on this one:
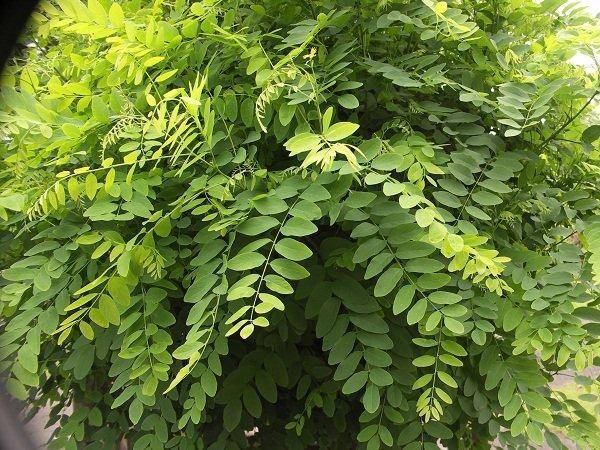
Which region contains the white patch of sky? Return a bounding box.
[577,0,600,14]
[568,0,599,72]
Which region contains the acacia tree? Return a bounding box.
[0,0,599,448]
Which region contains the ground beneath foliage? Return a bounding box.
[21,367,599,449]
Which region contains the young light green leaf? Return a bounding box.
[323,122,359,142]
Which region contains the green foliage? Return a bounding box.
[0,0,599,449]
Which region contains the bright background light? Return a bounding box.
[568,0,599,72]
[578,0,600,14]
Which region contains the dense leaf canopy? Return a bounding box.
[1,0,600,449]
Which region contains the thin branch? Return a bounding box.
[539,89,598,152]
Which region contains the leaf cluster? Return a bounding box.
[0,0,599,449]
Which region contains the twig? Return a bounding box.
[538,90,598,152]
